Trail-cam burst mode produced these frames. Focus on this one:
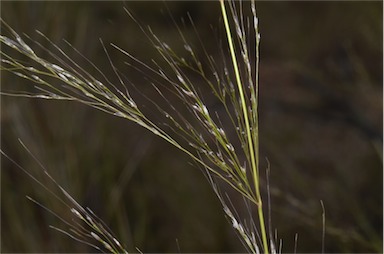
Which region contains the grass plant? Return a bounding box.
[1,143,129,253]
[1,1,275,252]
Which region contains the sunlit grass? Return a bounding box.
[1,1,276,252]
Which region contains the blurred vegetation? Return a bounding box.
[1,1,382,253]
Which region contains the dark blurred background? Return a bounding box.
[1,1,382,253]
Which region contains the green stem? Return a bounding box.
[219,1,269,253]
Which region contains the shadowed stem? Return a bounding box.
[219,0,268,253]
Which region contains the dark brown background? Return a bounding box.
[1,1,382,252]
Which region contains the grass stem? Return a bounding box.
[219,1,269,253]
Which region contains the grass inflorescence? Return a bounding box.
[1,1,276,253]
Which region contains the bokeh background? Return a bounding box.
[1,1,382,253]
